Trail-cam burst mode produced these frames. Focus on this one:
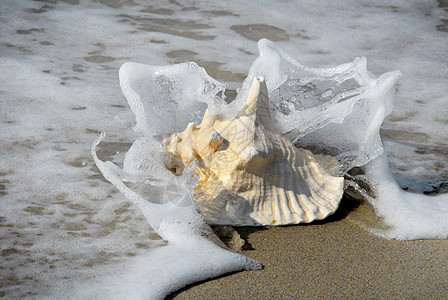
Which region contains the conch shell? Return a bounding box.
[163,77,344,225]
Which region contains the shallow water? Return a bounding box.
[1,0,447,298]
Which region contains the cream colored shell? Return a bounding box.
[163,77,344,225]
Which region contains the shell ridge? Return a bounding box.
[274,164,290,223]
[293,161,318,222]
[297,157,333,219]
[302,158,341,213]
[282,160,298,223]
[289,158,312,222]
[285,139,305,223]
[270,185,281,224]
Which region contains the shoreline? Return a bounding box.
[169,198,448,299]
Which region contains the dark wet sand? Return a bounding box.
[169,198,448,299]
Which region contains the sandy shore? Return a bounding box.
[169,198,448,299]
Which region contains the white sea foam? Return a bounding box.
[90,134,260,299]
[119,62,226,138]
[1,0,447,298]
[365,153,448,240]
[90,38,447,297]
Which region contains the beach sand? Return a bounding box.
[169,197,448,299]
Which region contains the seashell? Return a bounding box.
[163,76,344,225]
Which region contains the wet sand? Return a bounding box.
[169,198,448,299]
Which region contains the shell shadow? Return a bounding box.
[230,194,363,248]
[278,194,363,228]
[233,226,267,250]
[230,194,362,248]
[311,195,362,224]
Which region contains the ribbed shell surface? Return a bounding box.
[165,77,344,226]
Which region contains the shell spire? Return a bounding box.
[237,76,273,128]
[163,77,344,226]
